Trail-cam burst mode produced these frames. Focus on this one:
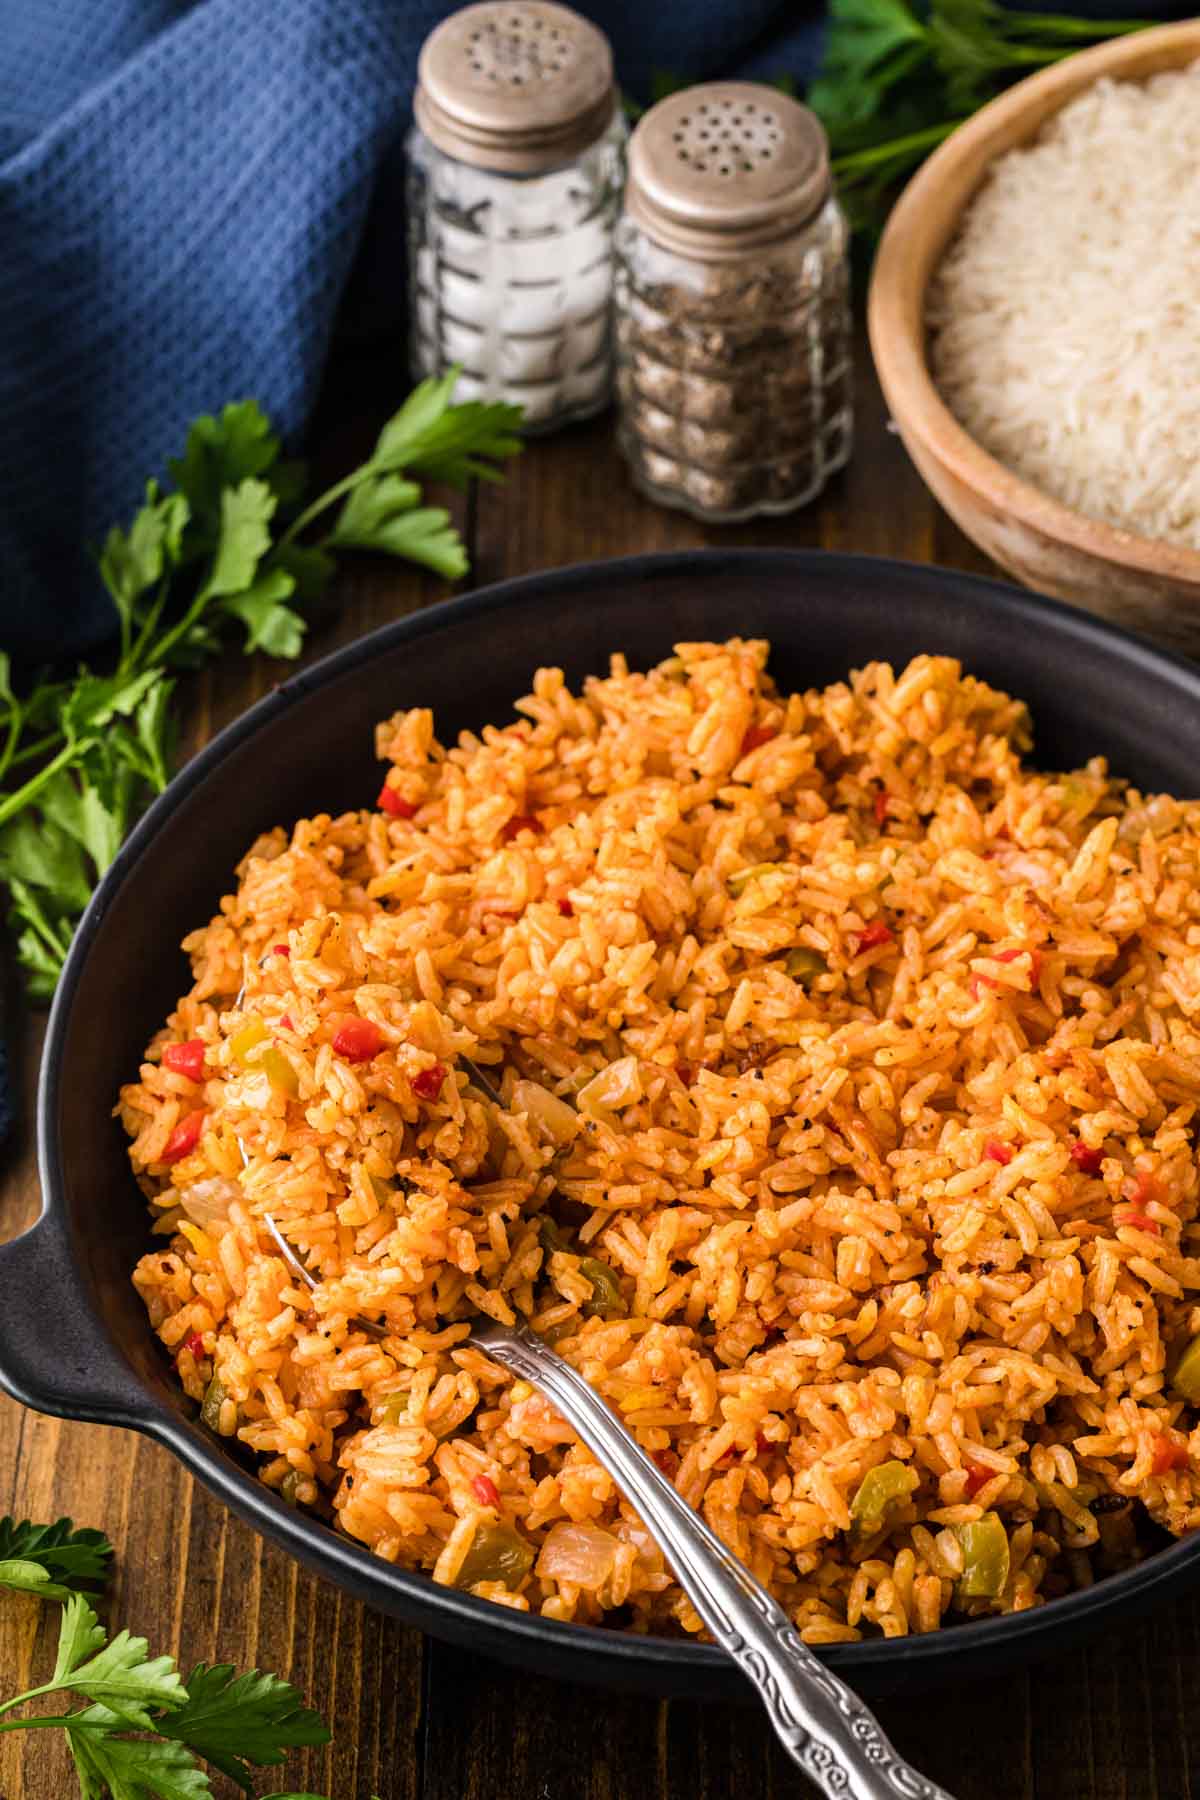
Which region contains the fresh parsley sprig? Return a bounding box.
[808,0,1148,239]
[0,1515,113,1603]
[0,1516,363,1798]
[0,372,522,999]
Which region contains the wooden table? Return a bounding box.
[1,337,1196,1800]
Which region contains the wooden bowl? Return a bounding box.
[868,20,1200,654]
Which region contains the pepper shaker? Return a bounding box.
[408,1,625,433]
[615,83,853,520]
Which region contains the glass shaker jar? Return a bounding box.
[408,1,625,433]
[615,83,852,520]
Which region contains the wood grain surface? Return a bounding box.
[0,332,1196,1800]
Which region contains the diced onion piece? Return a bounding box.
[512,1080,579,1147]
[536,1521,620,1587]
[615,1518,667,1575]
[177,1177,240,1230]
[577,1055,643,1118]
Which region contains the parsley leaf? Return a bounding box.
[99,486,190,655]
[219,568,305,658]
[371,374,524,487]
[50,1596,187,1729]
[6,878,73,998]
[200,478,276,600]
[328,474,469,579]
[133,679,176,794]
[809,0,1149,239]
[68,1711,212,1800]
[332,472,423,532]
[39,767,127,873]
[53,1594,109,1678]
[0,812,92,912]
[160,1663,330,1794]
[167,400,286,536]
[60,667,164,741]
[270,541,336,603]
[0,1519,342,1800]
[0,1560,80,1603]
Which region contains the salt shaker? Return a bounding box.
[408,1,625,432]
[615,83,853,520]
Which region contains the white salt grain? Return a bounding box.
[927,62,1200,548]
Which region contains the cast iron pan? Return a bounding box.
[4,549,1200,1700]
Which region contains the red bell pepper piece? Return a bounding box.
[162,1039,206,1081]
[162,1110,206,1163]
[332,1019,384,1063]
[378,784,416,819]
[854,922,893,951]
[411,1063,447,1101]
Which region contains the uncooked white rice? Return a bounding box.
[928,62,1200,548]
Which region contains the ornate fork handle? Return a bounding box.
[471,1321,956,1800]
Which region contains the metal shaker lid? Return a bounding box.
[415,1,617,175]
[625,82,832,259]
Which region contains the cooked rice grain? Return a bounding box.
[122,644,1200,1642]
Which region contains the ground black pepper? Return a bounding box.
[614,82,853,522]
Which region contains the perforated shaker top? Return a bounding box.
[415,1,616,174]
[625,82,831,259]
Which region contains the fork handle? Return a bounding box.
[470,1321,956,1800]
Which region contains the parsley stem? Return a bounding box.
[147,583,224,670]
[833,120,966,179]
[0,1681,61,1718]
[0,698,25,788]
[126,575,171,674]
[20,902,71,961]
[6,729,64,772]
[277,470,363,549]
[0,740,86,831]
[0,1712,111,1733]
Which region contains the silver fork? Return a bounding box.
[470,1319,954,1800]
[254,1227,953,1800]
[230,992,954,1798]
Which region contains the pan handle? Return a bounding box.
[0,1210,155,1427]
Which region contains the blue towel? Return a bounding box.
[0,0,1185,662]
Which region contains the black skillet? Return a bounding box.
[3,549,1199,1699]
